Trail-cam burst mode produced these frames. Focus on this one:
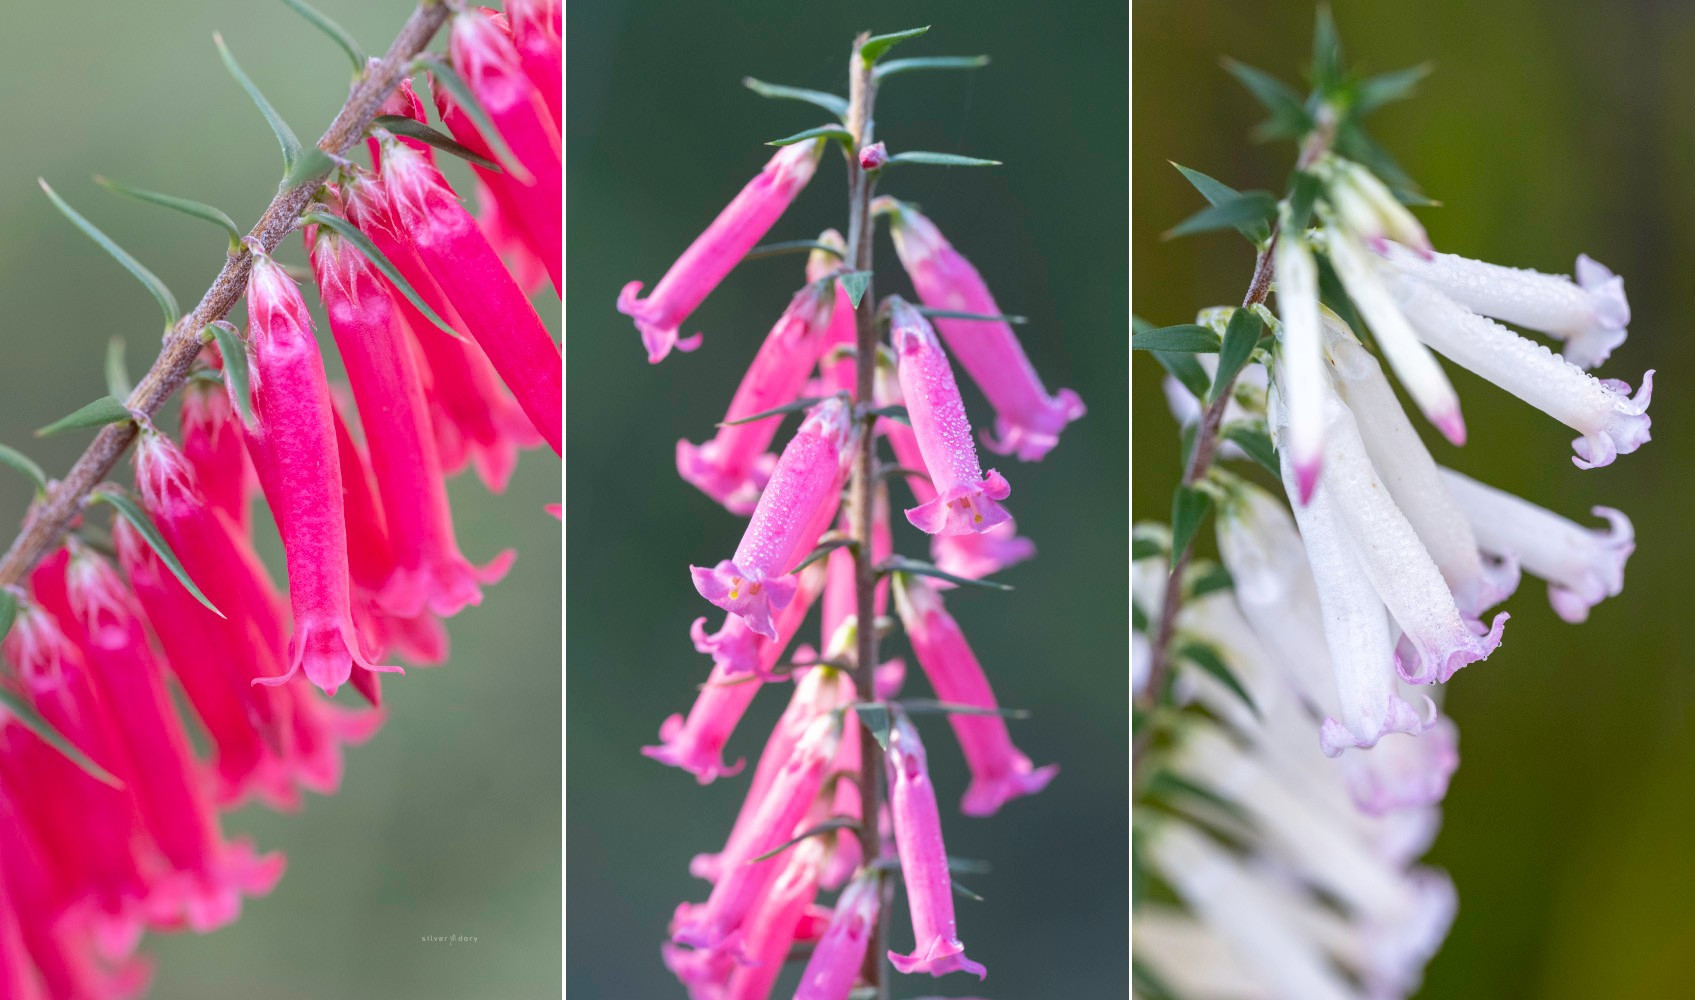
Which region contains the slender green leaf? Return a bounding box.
[853,702,892,749]
[421,56,530,182]
[1179,639,1258,716]
[0,590,12,648]
[90,488,223,617]
[1131,601,1150,633]
[281,0,364,71]
[0,683,124,788]
[1286,171,1321,231]
[95,176,242,249]
[1131,537,1164,561]
[864,405,909,425]
[1394,187,1439,207]
[1312,5,1344,94]
[1154,351,1211,401]
[767,124,852,148]
[718,395,826,427]
[789,537,855,576]
[1171,162,1271,243]
[885,151,1001,168]
[1170,486,1212,558]
[912,306,1026,324]
[301,212,461,340]
[1164,191,1277,241]
[1222,423,1279,476]
[741,77,849,119]
[744,239,844,261]
[105,337,132,400]
[1187,564,1234,598]
[750,816,859,863]
[951,877,984,903]
[1221,59,1313,140]
[39,180,178,326]
[1132,324,1220,354]
[897,698,1030,720]
[838,270,872,308]
[883,557,1013,592]
[35,396,132,438]
[1354,63,1432,116]
[859,26,930,65]
[210,323,254,425]
[874,55,989,80]
[281,147,336,191]
[215,33,303,171]
[372,115,500,171]
[1210,309,1262,404]
[1145,771,1250,823]
[0,444,47,495]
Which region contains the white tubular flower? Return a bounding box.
[1378,241,1629,370]
[1335,717,1460,817]
[1438,467,1635,623]
[1331,158,1433,257]
[1275,224,1326,502]
[1323,318,1520,617]
[1132,909,1271,999]
[1324,227,1466,444]
[1389,275,1653,469]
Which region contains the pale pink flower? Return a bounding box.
[723,839,826,999]
[794,870,881,1000]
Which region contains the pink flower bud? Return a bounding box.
[795,870,882,999]
[859,141,889,171]
[691,398,857,639]
[237,256,401,697]
[366,78,433,169]
[886,202,1084,461]
[888,298,1012,536]
[677,279,837,513]
[895,575,1057,816]
[885,712,986,979]
[506,0,562,129]
[619,140,825,362]
[724,838,827,999]
[179,378,254,534]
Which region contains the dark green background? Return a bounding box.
[567,1,1127,996]
[0,3,560,997]
[1136,2,1695,997]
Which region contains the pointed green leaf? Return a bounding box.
[1354,63,1432,116]
[910,306,1026,325]
[1210,308,1262,404]
[40,180,178,326]
[1170,485,1212,558]
[951,877,985,902]
[282,146,337,192]
[896,698,1030,720]
[95,176,242,250]
[1132,324,1220,354]
[741,77,849,120]
[90,487,222,618]
[209,323,254,426]
[745,239,844,262]
[215,32,303,172]
[1187,564,1234,598]
[789,537,855,576]
[301,212,462,340]
[35,396,132,438]
[837,270,872,308]
[0,682,124,788]
[1153,351,1210,401]
[718,395,827,427]
[1179,639,1258,716]
[372,115,500,171]
[421,56,530,182]
[1286,171,1321,231]
[1222,423,1279,476]
[0,590,12,645]
[0,444,47,495]
[1221,58,1313,140]
[1131,537,1164,561]
[105,337,132,400]
[859,26,930,65]
[885,151,1001,168]
[1312,5,1344,94]
[1171,163,1271,243]
[883,557,1013,592]
[1164,191,1277,241]
[1131,602,1150,633]
[767,125,852,148]
[749,816,859,863]
[281,0,364,71]
[874,55,989,80]
[864,405,909,425]
[853,702,892,749]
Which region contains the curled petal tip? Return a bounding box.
[616,279,646,314]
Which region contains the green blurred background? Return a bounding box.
[567,1,1126,996]
[0,3,560,997]
[1135,2,1695,997]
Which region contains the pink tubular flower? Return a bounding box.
[475,178,548,296]
[885,712,986,979]
[505,0,562,129]
[58,549,284,931]
[809,231,858,397]
[794,870,882,1000]
[618,140,826,363]
[723,839,826,1000]
[894,575,1057,816]
[312,224,514,619]
[238,255,401,697]
[439,9,562,293]
[690,398,857,639]
[178,378,254,533]
[358,146,562,453]
[888,297,1012,536]
[677,278,838,513]
[884,200,1084,461]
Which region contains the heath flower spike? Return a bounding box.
[1273,224,1326,503]
[888,297,1012,536]
[690,398,856,639]
[619,140,825,362]
[885,200,1085,461]
[1378,242,1630,370]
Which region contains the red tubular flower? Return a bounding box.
[312,225,514,620]
[505,0,561,129]
[358,146,561,454]
[237,255,401,697]
[178,379,254,534]
[475,178,548,296]
[438,8,562,293]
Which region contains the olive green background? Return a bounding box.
[1135,2,1695,997]
[0,3,560,998]
[567,1,1127,996]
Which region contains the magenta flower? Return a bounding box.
[885,711,986,979]
[895,575,1057,816]
[690,398,857,639]
[809,231,858,397]
[619,140,825,362]
[677,278,838,513]
[885,200,1084,461]
[505,0,562,128]
[178,377,254,534]
[236,255,401,698]
[888,297,1012,536]
[794,870,882,1000]
[723,839,826,999]
[475,177,548,296]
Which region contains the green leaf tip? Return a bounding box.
[838,271,873,309]
[0,682,124,789]
[215,32,304,173]
[302,211,462,341]
[40,179,179,327]
[372,115,500,171]
[208,323,254,426]
[421,56,532,183]
[741,77,849,120]
[874,55,989,80]
[885,151,1001,168]
[767,125,852,148]
[35,396,133,438]
[280,0,365,71]
[95,175,242,251]
[860,26,930,65]
[91,487,223,619]
[0,444,48,495]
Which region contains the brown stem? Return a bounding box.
[0,1,452,589]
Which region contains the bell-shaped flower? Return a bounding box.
[1389,274,1652,469]
[883,200,1084,460]
[885,712,986,979]
[794,869,881,1000]
[619,140,825,362]
[1275,224,1327,502]
[677,278,838,513]
[888,297,1012,535]
[1378,242,1629,369]
[691,398,856,639]
[1438,467,1634,623]
[894,574,1056,815]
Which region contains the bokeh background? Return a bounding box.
[568,1,1127,996]
[0,3,560,997]
[1135,2,1695,997]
